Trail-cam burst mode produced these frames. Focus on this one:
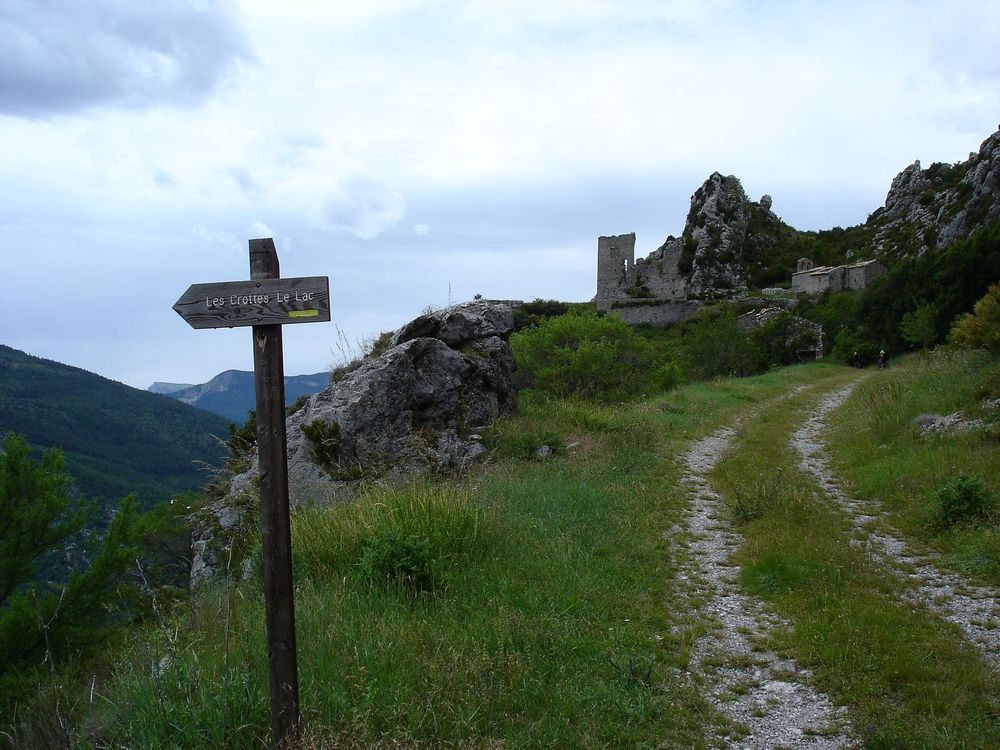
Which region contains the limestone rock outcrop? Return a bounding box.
[267,300,514,504]
[595,172,797,309]
[871,129,1000,257]
[191,301,517,586]
[678,173,791,296]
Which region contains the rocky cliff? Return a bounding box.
[598,127,1000,308]
[868,129,1000,258]
[675,173,796,295]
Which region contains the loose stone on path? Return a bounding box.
[675,425,855,749]
[791,382,1000,672]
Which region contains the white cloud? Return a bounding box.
[0,0,250,116]
[192,224,239,250]
[321,178,407,240]
[249,220,274,237]
[413,224,431,235]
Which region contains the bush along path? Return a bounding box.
[793,381,1000,671]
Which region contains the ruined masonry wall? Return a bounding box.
[596,233,636,310]
[607,301,700,326]
[631,239,688,301]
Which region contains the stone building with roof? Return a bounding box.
[791,258,886,296]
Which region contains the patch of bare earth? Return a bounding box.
[792,382,1000,671]
[674,424,855,749]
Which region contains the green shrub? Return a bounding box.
[510,311,679,402]
[653,361,683,392]
[931,474,995,531]
[950,283,1000,354]
[226,409,256,456]
[625,285,653,299]
[749,314,820,370]
[360,531,436,593]
[300,419,342,473]
[900,302,940,349]
[521,298,570,319]
[672,305,752,379]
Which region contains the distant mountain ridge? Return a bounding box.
[151,369,330,423]
[149,381,194,395]
[0,345,229,507]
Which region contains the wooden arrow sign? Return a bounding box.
[173,276,330,329]
[173,238,326,744]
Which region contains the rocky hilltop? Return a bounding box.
[674,173,796,295]
[868,129,1000,258]
[598,126,1000,310]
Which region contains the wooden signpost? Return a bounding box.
[174,238,329,747]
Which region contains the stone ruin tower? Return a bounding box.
[595,233,635,310]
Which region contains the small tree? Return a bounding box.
[950,283,1000,354]
[749,314,819,371]
[0,433,142,695]
[0,434,88,607]
[900,302,939,350]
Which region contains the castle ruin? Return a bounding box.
[595,233,636,307]
[595,233,689,313]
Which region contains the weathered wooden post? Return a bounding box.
[249,239,300,745]
[173,238,330,747]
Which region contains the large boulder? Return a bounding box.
[253,300,514,504]
[391,299,515,347]
[191,301,517,585]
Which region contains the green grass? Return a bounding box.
[8,355,996,748]
[0,376,748,747]
[828,348,1000,582]
[712,364,1000,749]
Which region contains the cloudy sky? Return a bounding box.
[2,0,997,389]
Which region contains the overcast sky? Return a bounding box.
[2,0,998,389]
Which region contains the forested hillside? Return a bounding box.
[0,345,229,507]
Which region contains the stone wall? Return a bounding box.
[595,233,635,309]
[607,300,700,326]
[792,259,885,296]
[631,238,689,301]
[595,232,690,310]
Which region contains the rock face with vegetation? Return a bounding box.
[191,301,517,586]
[677,172,796,295]
[598,127,1000,311]
[868,129,1000,258]
[284,302,516,500]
